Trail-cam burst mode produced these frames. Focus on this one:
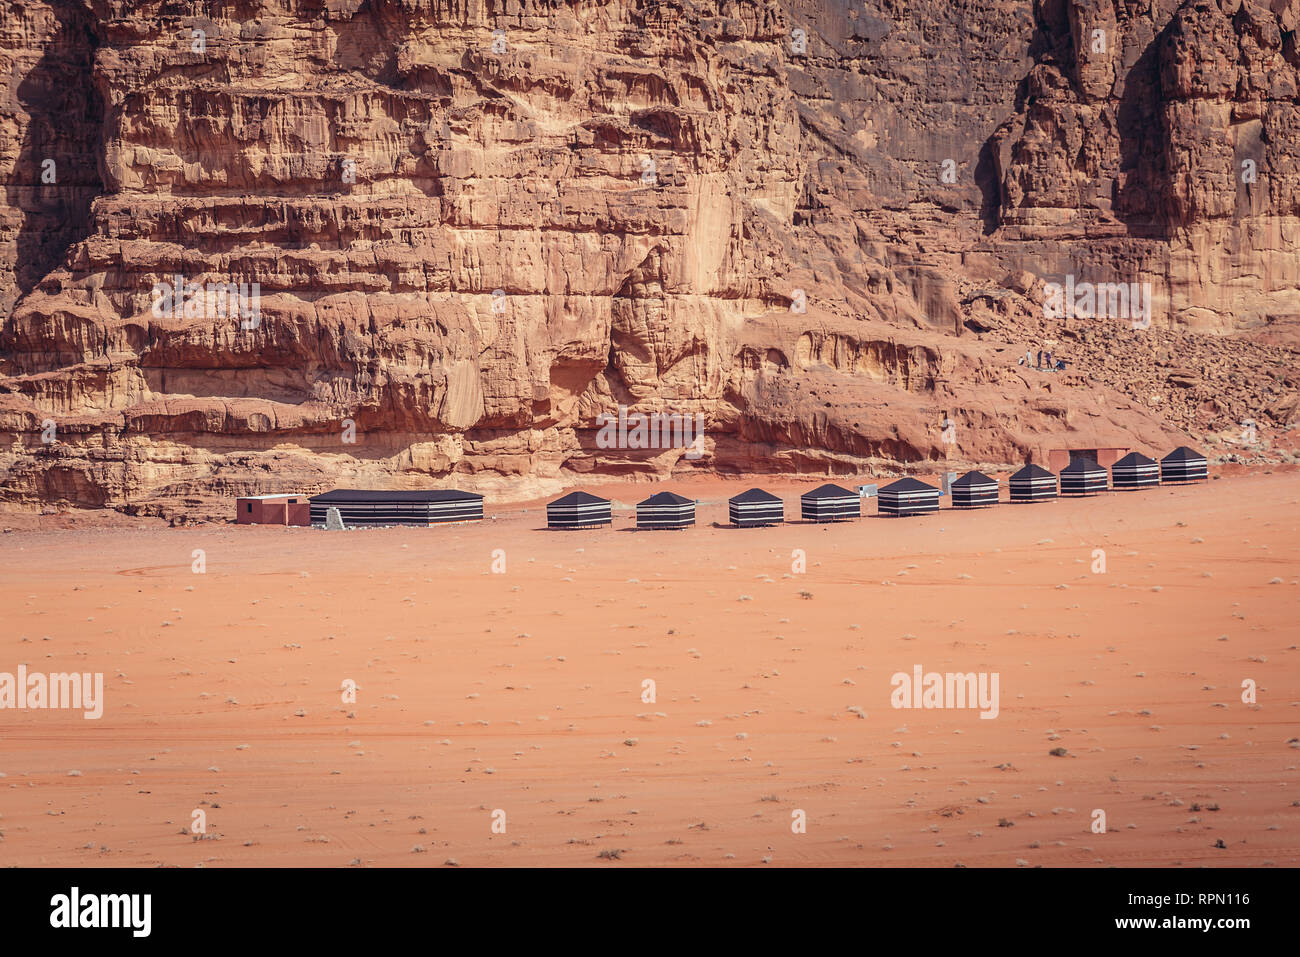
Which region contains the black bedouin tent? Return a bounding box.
[877,477,940,516]
[1059,458,1108,496]
[1112,451,1160,490]
[636,491,696,529]
[1008,464,1058,502]
[800,483,861,522]
[547,491,612,529]
[309,488,484,526]
[950,471,999,508]
[729,488,784,527]
[1160,446,1208,483]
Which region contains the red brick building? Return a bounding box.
[235,494,310,526]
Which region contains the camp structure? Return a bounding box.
[1008,464,1058,503]
[800,483,861,522]
[308,489,483,527]
[546,491,613,529]
[635,491,696,530]
[1160,446,1208,483]
[1111,451,1160,490]
[877,477,940,517]
[1058,458,1108,496]
[728,488,784,527]
[236,494,310,526]
[949,471,999,508]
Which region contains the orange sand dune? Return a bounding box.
[0,471,1297,867]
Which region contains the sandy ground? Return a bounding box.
[0,470,1297,867]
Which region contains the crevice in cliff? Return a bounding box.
[11,0,104,299]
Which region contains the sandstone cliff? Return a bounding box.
[1,0,1297,520]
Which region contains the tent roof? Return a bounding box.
[1162,446,1206,462]
[1010,464,1054,480]
[310,488,482,503]
[549,490,611,507]
[881,477,937,493]
[1113,451,1157,467]
[1059,458,1104,473]
[730,488,782,503]
[952,470,997,487]
[801,483,858,499]
[637,491,694,507]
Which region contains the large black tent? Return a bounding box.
[309,489,483,526]
[877,477,940,516]
[1160,446,1208,483]
[636,491,696,529]
[950,471,999,508]
[1059,458,1108,496]
[800,483,861,522]
[547,491,612,529]
[1008,464,1058,503]
[729,488,784,527]
[1112,451,1160,490]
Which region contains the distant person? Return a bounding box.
[1044,348,1053,370]
[1024,347,1033,366]
[1036,349,1043,369]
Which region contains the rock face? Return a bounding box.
[0,0,1296,520]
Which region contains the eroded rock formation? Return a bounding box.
[0,0,1296,519]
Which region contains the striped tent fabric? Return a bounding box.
[636,491,696,529]
[1112,451,1160,490]
[877,477,940,516]
[1058,458,1108,496]
[308,489,483,526]
[729,488,784,527]
[950,471,999,508]
[800,483,861,522]
[1008,464,1059,503]
[547,491,612,529]
[1160,446,1208,483]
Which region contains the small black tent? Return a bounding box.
[636,491,696,529]
[800,483,861,522]
[1160,446,1208,483]
[728,488,784,527]
[950,471,999,508]
[877,477,940,516]
[309,489,483,526]
[1059,458,1108,496]
[1008,464,1058,503]
[547,491,612,529]
[1112,451,1160,490]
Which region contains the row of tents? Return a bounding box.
[297,447,1207,529]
